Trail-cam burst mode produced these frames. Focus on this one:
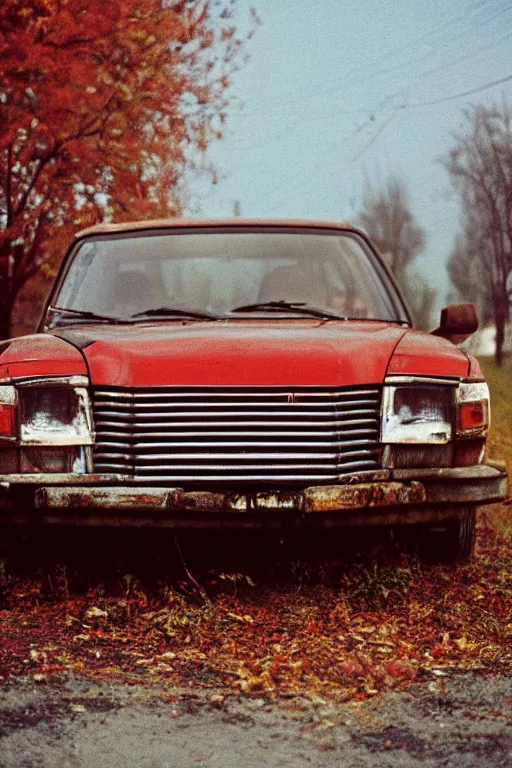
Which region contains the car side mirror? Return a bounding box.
[431,303,478,344]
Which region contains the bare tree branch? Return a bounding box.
[443,103,512,365]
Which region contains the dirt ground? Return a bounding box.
[0,672,511,767]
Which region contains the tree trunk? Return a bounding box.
[495,320,504,367]
[494,298,508,368]
[0,279,13,340]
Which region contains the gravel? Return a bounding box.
[1,673,512,767]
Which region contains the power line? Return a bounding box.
[348,72,512,161]
[340,0,497,80]
[402,29,512,82]
[252,0,508,112]
[229,35,512,157]
[236,0,504,114]
[360,29,512,128]
[403,73,512,108]
[223,71,512,177]
[332,70,512,164]
[361,4,512,103]
[351,109,399,162]
[325,0,510,97]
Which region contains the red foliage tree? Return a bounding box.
[0,0,248,338]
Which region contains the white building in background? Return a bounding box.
[462,323,512,357]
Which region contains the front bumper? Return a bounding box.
[0,464,507,529]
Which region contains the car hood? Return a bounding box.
[47,320,470,387]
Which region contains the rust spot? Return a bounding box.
[35,487,170,511]
[171,490,229,513]
[304,481,426,513]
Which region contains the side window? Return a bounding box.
[113,268,150,313]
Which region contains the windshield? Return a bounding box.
[52,228,407,323]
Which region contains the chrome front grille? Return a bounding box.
[92,386,382,484]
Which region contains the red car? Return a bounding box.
[0,219,507,561]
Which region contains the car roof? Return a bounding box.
[75,218,365,239]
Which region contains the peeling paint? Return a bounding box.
[304,481,426,513]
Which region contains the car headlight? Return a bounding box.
[381,384,454,444]
[19,385,93,445]
[381,378,490,469]
[0,376,93,474]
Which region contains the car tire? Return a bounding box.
[397,507,477,564]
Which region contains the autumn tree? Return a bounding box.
[358,176,433,328]
[442,103,512,365]
[0,0,249,338]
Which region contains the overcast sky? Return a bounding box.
[191,0,512,315]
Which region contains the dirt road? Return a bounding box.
[1,672,511,767]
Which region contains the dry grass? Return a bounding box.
[478,356,512,535]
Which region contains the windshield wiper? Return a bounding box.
[131,307,219,321]
[230,301,347,321]
[48,306,133,325]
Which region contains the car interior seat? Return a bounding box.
[258,264,327,306]
[114,269,160,316]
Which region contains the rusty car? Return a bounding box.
[0,219,507,562]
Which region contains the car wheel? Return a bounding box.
[397,507,476,564]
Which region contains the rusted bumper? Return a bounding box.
[0,464,507,528]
